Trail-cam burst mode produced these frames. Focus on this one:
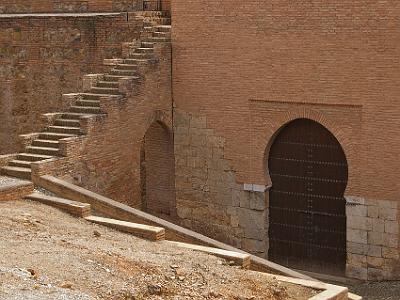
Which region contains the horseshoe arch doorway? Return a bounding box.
[268,118,348,275]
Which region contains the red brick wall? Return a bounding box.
[31,42,173,207]
[171,0,400,202]
[0,14,143,154]
[0,0,140,13]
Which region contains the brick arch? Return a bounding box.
[140,118,176,220]
[263,110,351,194]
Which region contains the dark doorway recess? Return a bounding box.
[141,121,176,220]
[268,118,348,275]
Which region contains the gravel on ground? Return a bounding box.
[0,200,318,300]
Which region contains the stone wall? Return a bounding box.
[0,14,143,154]
[0,1,140,13]
[174,110,268,256]
[0,0,171,13]
[171,0,400,279]
[346,197,400,280]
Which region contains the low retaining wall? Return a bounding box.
[0,179,34,201]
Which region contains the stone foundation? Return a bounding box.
[346,197,400,280]
[174,111,400,281]
[174,110,269,256]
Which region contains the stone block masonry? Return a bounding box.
[174,110,269,256]
[0,0,172,13]
[0,14,143,154]
[0,1,141,13]
[346,197,400,280]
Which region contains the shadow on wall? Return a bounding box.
[140,120,177,220]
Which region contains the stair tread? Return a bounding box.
[26,192,91,217]
[85,215,165,234]
[79,93,121,98]
[9,160,32,165]
[40,132,76,137]
[27,192,90,208]
[26,146,59,151]
[2,166,31,172]
[48,125,79,130]
[33,139,60,144]
[18,153,54,159]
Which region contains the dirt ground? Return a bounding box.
[346,281,400,300]
[0,200,318,300]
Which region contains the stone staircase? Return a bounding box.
[1,12,171,181]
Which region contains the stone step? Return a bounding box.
[110,69,137,76]
[8,160,32,168]
[135,47,154,54]
[54,119,80,127]
[47,126,81,135]
[60,113,88,120]
[115,63,138,70]
[32,139,60,148]
[129,52,154,59]
[154,25,171,32]
[1,166,31,180]
[84,215,165,241]
[26,192,91,218]
[26,146,59,156]
[123,58,150,64]
[141,41,155,48]
[38,132,76,140]
[17,153,54,162]
[75,100,101,107]
[96,81,119,88]
[103,74,139,82]
[90,87,120,95]
[165,241,251,269]
[78,93,121,100]
[153,31,171,38]
[146,36,171,43]
[70,106,102,114]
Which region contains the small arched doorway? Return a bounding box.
[268,118,348,275]
[140,121,176,219]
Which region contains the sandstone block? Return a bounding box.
[368,206,379,218]
[346,204,367,217]
[371,218,385,233]
[347,216,373,231]
[367,245,382,258]
[367,256,384,268]
[382,247,400,259]
[379,207,397,221]
[368,231,384,246]
[347,229,368,244]
[385,220,399,234]
[368,267,384,281]
[347,242,368,255]
[249,193,266,211]
[346,265,367,280]
[383,233,399,248]
[348,253,367,267]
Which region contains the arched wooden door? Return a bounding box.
[268,119,348,275]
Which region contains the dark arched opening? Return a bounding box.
[140,121,176,219]
[268,118,348,275]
